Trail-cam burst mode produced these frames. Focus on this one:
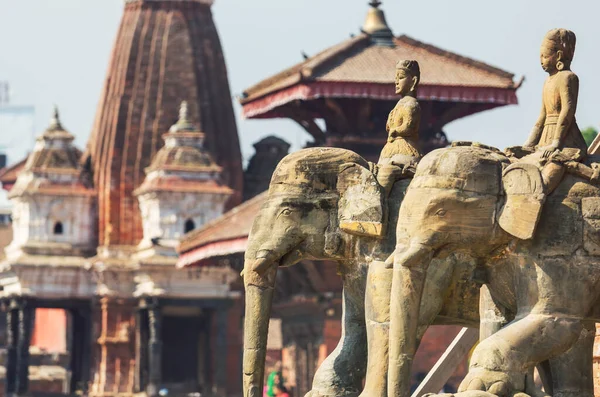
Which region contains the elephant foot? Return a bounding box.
[457,368,529,397]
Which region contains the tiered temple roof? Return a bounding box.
[241,33,519,120]
[8,108,90,198]
[134,101,233,197]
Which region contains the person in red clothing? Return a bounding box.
[273,384,291,397]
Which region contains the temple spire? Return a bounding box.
[169,101,196,133]
[362,1,395,47]
[47,105,64,131]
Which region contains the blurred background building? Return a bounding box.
[0,1,526,396]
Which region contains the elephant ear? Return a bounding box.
[498,162,545,240]
[337,162,385,237]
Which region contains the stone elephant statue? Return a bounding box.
[242,147,482,397]
[387,143,600,397]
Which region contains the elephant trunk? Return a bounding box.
[387,241,434,397]
[243,260,278,397]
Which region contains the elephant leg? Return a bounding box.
[458,313,583,396]
[306,267,367,397]
[361,257,453,397]
[388,253,433,397]
[479,285,508,341]
[548,321,595,397]
[459,255,600,396]
[360,260,393,397]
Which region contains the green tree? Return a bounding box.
[582,126,598,147]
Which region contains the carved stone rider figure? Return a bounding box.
[501,29,590,240]
[377,59,422,197]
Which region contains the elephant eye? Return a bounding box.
[281,208,292,216]
[435,209,447,217]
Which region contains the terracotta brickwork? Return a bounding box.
[85,0,242,247]
[90,298,137,396]
[0,379,65,396]
[594,324,600,396]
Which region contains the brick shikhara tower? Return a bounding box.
[85,0,243,248]
[84,0,244,394]
[0,0,245,396]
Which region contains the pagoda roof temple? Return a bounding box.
[239,1,521,156]
[242,32,519,119]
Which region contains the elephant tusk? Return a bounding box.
[252,257,274,275]
[384,251,395,268]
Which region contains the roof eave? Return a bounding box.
[241,81,519,120]
[240,34,371,105]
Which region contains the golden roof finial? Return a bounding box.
[363,1,395,47]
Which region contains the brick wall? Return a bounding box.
[89,298,136,396]
[594,324,600,396]
[0,378,65,396]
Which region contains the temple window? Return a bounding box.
[53,221,64,235]
[184,219,196,233]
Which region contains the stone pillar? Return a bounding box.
[5,302,18,396]
[146,298,162,397]
[15,299,34,395]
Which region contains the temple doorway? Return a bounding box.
[161,308,208,394]
[137,303,210,396]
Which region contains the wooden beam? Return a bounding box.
[324,98,350,133]
[5,307,18,396]
[280,105,326,145]
[16,300,34,395]
[147,300,163,397]
[411,327,479,397]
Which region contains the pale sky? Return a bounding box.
[0,0,598,167]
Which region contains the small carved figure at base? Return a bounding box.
[377,59,422,195]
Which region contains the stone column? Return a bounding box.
[15,299,34,395]
[146,298,162,397]
[5,302,18,396]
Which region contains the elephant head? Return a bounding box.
[242,147,385,397]
[388,144,517,397]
